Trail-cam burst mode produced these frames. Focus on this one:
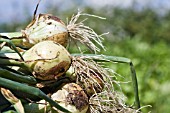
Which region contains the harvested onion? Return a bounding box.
[51,83,89,113]
[20,11,105,53]
[22,14,68,48]
[24,83,89,113]
[23,41,71,80]
[69,57,105,97]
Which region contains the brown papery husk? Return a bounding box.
[51,83,89,113]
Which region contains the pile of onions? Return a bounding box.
[0,3,138,111]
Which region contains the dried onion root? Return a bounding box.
[67,11,107,53]
[71,56,105,97]
[69,56,138,113]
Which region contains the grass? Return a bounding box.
[101,37,170,113]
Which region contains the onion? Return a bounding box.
[23,41,71,80]
[51,83,89,113]
[71,57,105,97]
[21,12,105,53]
[24,83,89,113]
[22,14,68,48]
[66,65,104,97]
[80,70,104,97]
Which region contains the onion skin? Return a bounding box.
[23,41,71,80]
[79,71,104,97]
[66,65,104,97]
[22,14,68,48]
[51,83,89,113]
[24,83,89,113]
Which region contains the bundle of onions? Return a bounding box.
[22,41,71,80]
[24,83,89,113]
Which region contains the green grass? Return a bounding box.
[101,38,170,113]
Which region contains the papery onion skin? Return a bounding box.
[24,83,89,113]
[79,71,104,97]
[52,83,89,113]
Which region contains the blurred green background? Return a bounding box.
[0,1,170,113]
